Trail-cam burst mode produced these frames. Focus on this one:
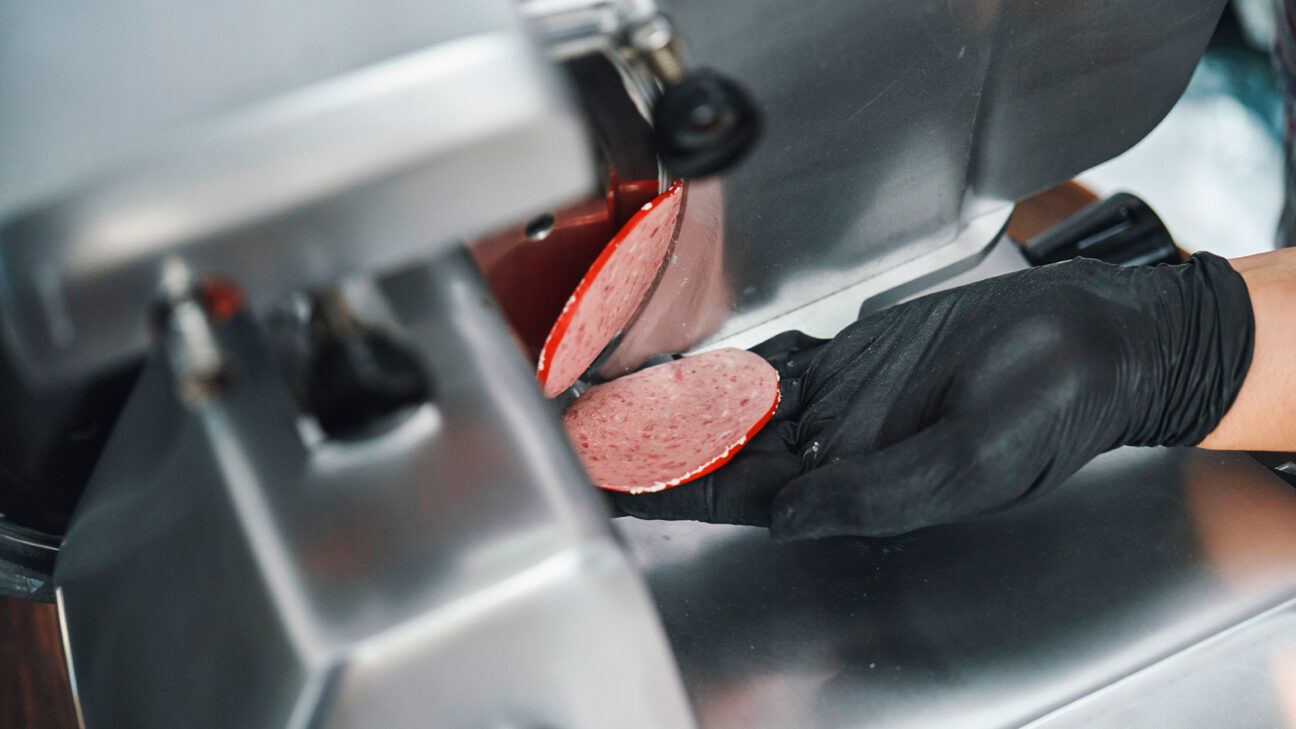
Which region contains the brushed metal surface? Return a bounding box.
[54,252,693,729]
[617,448,1296,729]
[0,0,594,385]
[651,0,1227,352]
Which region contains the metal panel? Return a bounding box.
[653,0,1226,349]
[970,0,1233,200]
[0,0,594,385]
[617,448,1296,729]
[1031,609,1296,728]
[55,252,693,729]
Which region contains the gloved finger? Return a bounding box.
[608,421,801,527]
[772,406,1068,541]
[747,331,827,424]
[770,419,976,541]
[749,330,828,379]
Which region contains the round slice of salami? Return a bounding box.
[537,181,685,398]
[563,348,780,493]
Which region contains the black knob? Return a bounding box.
[306,328,431,439]
[652,69,761,179]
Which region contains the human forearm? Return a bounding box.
[1199,248,1296,450]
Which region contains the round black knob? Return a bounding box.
[652,69,761,179]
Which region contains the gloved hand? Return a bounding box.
[609,253,1254,540]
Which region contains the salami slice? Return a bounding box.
[562,348,780,493]
[537,181,684,398]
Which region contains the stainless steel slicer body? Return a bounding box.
[2,0,1291,727]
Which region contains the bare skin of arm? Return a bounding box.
[1199,248,1296,451]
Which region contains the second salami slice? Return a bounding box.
[537,181,684,398]
[562,348,780,493]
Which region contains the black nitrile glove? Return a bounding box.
[610,253,1254,540]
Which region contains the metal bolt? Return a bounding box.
[156,259,229,407]
[629,15,687,86]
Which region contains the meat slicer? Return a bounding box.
[4,0,1296,727]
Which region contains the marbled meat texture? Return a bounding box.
[537,181,684,398]
[563,348,780,493]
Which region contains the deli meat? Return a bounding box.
[537,181,684,398]
[536,182,777,492]
[562,348,780,493]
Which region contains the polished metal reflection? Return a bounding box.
[706,202,1012,351]
[617,448,1296,729]
[647,0,1227,351]
[0,0,594,385]
[55,252,694,729]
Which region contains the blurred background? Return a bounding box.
[1081,1,1283,258]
